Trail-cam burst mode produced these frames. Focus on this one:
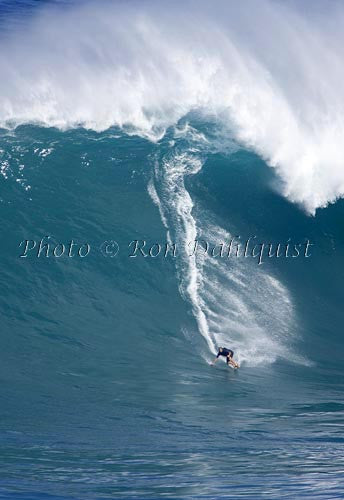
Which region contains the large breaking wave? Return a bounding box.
[0,0,341,367]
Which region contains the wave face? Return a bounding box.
[148,124,308,368]
[1,1,344,499]
[2,121,344,499]
[1,0,344,213]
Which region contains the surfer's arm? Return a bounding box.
[210,354,220,365]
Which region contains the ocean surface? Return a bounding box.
[1,1,344,498]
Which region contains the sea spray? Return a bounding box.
[1,0,344,212]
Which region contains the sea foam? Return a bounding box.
[0,0,344,213]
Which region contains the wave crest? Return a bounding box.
[1,0,344,212]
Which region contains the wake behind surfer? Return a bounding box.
[211,347,239,369]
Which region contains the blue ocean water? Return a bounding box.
[1,1,344,499]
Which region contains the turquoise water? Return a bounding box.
[1,1,344,498]
[1,124,344,499]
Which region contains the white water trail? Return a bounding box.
[149,149,216,353]
[149,127,309,367]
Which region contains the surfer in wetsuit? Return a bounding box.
[211,347,239,368]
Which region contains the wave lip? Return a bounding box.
[1,0,344,212]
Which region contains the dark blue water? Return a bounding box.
[1,2,344,499]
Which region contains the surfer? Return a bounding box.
[211,347,240,368]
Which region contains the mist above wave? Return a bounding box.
[1,0,344,213]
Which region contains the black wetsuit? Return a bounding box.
[216,347,234,364]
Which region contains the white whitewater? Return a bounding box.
[0,0,344,212]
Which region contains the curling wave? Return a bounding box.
[0,0,344,213]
